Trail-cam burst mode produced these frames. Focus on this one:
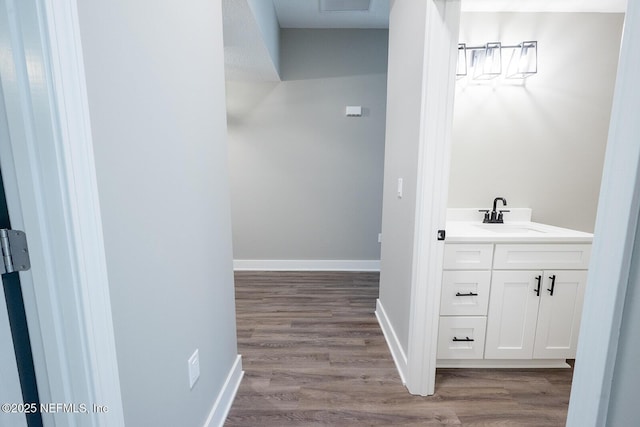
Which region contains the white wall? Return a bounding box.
[227,29,388,263]
[378,0,427,354]
[77,2,239,426]
[449,13,623,232]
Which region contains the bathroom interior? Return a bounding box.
[437,11,623,368]
[224,0,625,406]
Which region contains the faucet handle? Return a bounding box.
[497,210,510,222]
[478,209,490,223]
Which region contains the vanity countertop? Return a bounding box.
[445,208,594,243]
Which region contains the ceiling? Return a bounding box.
[223,0,627,82]
[462,0,627,13]
[273,0,389,28]
[223,0,280,81]
[272,0,627,29]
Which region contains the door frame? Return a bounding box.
[0,8,28,423]
[404,0,461,396]
[566,2,639,425]
[1,0,124,425]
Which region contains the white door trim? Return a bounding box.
[0,6,31,426]
[1,0,124,425]
[405,0,461,396]
[566,2,637,425]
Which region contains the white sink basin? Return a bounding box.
[473,224,547,234]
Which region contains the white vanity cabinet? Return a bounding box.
[484,269,587,359]
[438,241,591,367]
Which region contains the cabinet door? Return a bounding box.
[485,271,541,359]
[533,270,587,359]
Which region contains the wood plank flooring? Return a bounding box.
[226,271,573,426]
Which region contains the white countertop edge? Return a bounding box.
[445,235,593,243]
[445,219,594,244]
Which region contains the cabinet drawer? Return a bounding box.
[440,271,491,316]
[437,316,487,359]
[443,244,494,270]
[493,244,591,270]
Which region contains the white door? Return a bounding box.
[534,270,587,359]
[485,270,541,359]
[0,0,125,424]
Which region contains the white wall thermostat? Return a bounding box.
[345,106,362,117]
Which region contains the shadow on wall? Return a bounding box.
[280,29,389,80]
[226,82,279,127]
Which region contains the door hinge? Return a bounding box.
[437,229,446,241]
[0,229,31,275]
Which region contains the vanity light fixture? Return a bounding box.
[456,43,467,78]
[457,40,538,80]
[506,41,538,79]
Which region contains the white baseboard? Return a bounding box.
[375,299,408,385]
[203,355,244,427]
[233,259,381,272]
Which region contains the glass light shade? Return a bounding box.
[473,42,502,80]
[507,41,538,79]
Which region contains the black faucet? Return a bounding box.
[479,197,509,223]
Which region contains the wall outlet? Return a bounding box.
[397,178,403,198]
[188,349,200,389]
[378,233,382,243]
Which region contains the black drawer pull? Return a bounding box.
[455,292,479,297]
[452,336,474,342]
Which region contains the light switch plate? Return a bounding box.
[188,349,200,389]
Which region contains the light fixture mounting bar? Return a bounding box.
[465,44,524,50]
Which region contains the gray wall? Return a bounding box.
[227,29,388,261]
[378,0,427,354]
[77,2,238,426]
[449,13,623,232]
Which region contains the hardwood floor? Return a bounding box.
[226,271,573,426]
